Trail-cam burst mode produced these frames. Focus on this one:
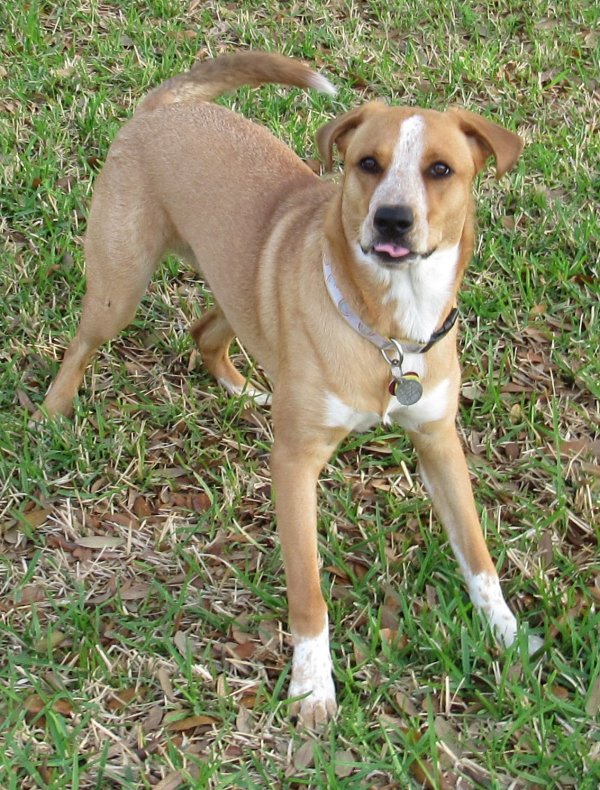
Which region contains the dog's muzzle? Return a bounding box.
[369,204,416,262]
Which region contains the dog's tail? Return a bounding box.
[136,51,336,115]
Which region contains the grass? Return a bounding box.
[1,0,598,787]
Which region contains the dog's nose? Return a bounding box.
[373,204,414,237]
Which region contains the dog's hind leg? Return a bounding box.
[38,186,169,418]
[190,305,271,405]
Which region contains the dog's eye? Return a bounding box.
[428,161,453,178]
[358,157,382,174]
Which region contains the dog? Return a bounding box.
[38,51,541,728]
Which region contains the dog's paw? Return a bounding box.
[217,377,272,406]
[289,676,337,729]
[288,624,336,729]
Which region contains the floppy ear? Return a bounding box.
[316,102,384,172]
[450,108,524,179]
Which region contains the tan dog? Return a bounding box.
[39,52,541,727]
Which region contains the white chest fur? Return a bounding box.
[324,359,451,434]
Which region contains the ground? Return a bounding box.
[0,1,598,788]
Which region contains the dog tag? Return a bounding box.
[391,372,423,406]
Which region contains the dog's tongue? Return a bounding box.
[374,243,410,258]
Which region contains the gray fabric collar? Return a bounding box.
[322,257,459,365]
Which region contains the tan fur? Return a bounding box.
[38,52,525,728]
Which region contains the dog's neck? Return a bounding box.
[324,196,473,344]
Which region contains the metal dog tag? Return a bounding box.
[391,373,423,406]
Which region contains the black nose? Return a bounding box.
[373,204,414,237]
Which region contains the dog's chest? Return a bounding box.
[324,353,451,433]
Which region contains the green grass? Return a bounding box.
[1,0,598,788]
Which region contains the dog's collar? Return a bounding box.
[322,257,458,391]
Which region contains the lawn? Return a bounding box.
[1,1,598,787]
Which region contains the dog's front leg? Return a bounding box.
[271,408,340,727]
[409,422,540,652]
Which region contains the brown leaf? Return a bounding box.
[191,493,211,512]
[133,495,152,518]
[119,581,151,601]
[240,692,258,709]
[157,667,175,701]
[166,714,219,732]
[539,530,553,568]
[435,715,463,759]
[16,585,45,606]
[106,686,146,712]
[33,631,68,653]
[76,536,124,549]
[154,772,185,790]
[585,675,600,716]
[17,389,37,413]
[381,593,401,629]
[22,508,52,529]
[231,626,253,645]
[292,739,315,770]
[547,684,570,700]
[233,641,256,660]
[395,690,419,717]
[236,705,252,734]
[173,630,192,657]
[25,694,74,719]
[334,749,355,777]
[142,705,164,733]
[258,620,278,648]
[87,575,118,605]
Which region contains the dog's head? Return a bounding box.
[317,103,523,269]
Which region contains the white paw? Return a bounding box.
[467,572,544,655]
[288,623,337,728]
[217,378,272,406]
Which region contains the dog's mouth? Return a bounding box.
[363,242,435,266]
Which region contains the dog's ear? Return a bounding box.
[450,108,524,179]
[317,103,383,172]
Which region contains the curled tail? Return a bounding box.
[136,51,336,115]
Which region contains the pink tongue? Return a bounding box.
[374,243,410,258]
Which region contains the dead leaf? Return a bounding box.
[33,631,68,653]
[142,705,164,733]
[154,772,185,790]
[334,749,355,777]
[133,495,152,518]
[106,686,146,712]
[76,536,124,549]
[231,626,253,645]
[191,493,211,512]
[25,694,74,719]
[236,705,252,733]
[585,675,600,716]
[16,389,36,413]
[395,690,419,717]
[292,739,315,770]
[258,620,278,648]
[16,585,45,606]
[233,642,256,660]
[539,530,553,568]
[435,716,463,759]
[119,581,151,600]
[166,714,219,732]
[173,630,191,657]
[240,692,257,709]
[461,383,485,402]
[22,508,51,529]
[157,667,175,701]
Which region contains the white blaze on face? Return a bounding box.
[362,114,428,252]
